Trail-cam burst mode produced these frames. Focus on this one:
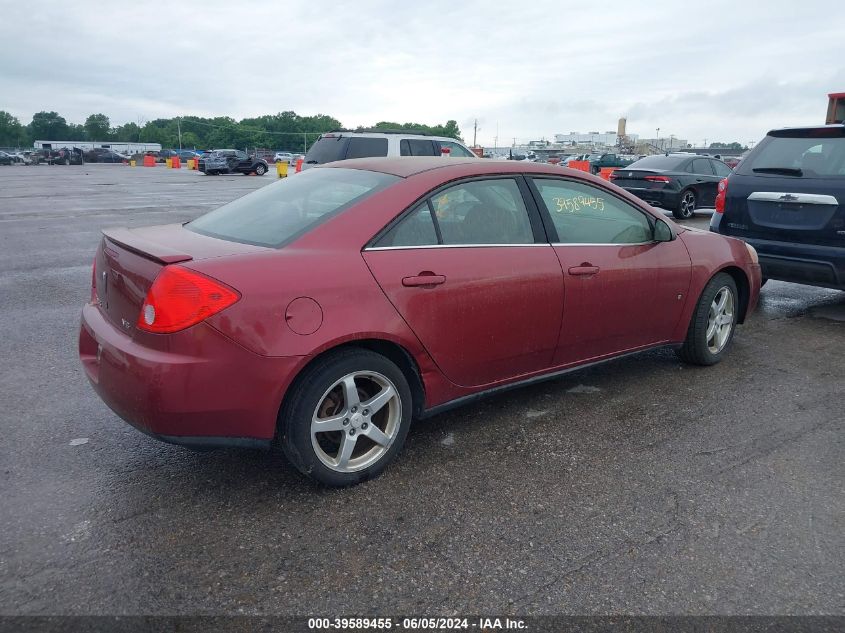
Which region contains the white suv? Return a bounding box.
[300,129,477,169]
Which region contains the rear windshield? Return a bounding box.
[737,130,845,178]
[304,136,350,165]
[187,167,399,247]
[627,155,689,170]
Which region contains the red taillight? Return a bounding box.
[644,175,670,183]
[715,177,728,213]
[90,257,97,303]
[441,147,451,154]
[137,266,240,334]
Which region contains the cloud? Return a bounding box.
[1,0,843,145]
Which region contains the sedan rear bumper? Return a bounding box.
[79,302,301,444]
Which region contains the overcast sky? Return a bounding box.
[2,0,843,146]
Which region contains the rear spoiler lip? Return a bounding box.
[101,227,193,264]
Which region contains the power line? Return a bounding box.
[178,117,326,137]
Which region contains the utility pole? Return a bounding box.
[512,137,517,147]
[703,138,708,149]
[177,117,182,150]
[656,127,660,149]
[494,122,499,151]
[303,132,307,154]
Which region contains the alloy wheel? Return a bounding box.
[706,286,734,353]
[680,191,696,218]
[310,371,402,473]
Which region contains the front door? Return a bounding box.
[363,177,564,388]
[529,177,691,365]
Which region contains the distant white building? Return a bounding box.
[554,131,618,146]
[639,137,688,150]
[33,140,162,153]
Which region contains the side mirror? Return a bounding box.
[654,219,674,242]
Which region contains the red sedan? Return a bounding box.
[79,158,761,486]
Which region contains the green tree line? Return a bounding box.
[0,110,463,151]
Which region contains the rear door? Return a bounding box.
[528,177,691,364]
[363,177,564,388]
[688,158,719,206]
[723,129,845,246]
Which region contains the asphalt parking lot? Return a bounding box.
[0,164,842,616]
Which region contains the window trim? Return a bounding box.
[525,175,662,246]
[365,174,551,250]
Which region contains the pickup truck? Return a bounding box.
[198,149,269,176]
[588,153,634,174]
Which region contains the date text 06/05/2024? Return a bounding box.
[307,617,527,630]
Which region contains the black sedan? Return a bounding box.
[0,151,13,166]
[610,154,733,219]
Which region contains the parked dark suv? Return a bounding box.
[710,125,845,290]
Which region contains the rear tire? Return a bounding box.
[279,349,413,487]
[676,272,738,366]
[254,163,266,176]
[673,189,696,219]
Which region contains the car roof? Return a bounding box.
[768,124,845,134]
[327,128,436,137]
[318,156,590,178]
[319,130,469,144]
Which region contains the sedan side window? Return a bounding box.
[691,158,714,175]
[431,179,533,245]
[374,203,438,248]
[533,179,653,244]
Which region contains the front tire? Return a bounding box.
[254,163,266,175]
[279,349,413,487]
[673,189,696,219]
[676,272,738,366]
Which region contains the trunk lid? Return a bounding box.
[95,224,265,336]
